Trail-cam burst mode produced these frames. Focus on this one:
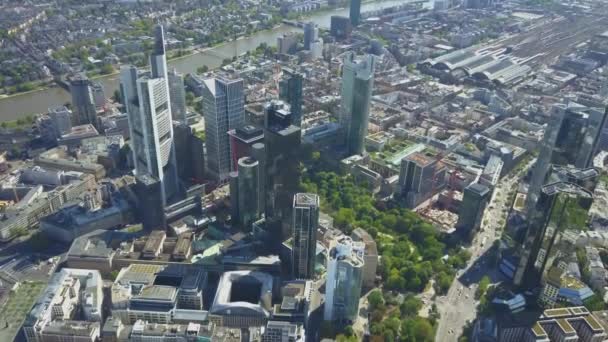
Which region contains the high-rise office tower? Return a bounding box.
[456,183,490,238]
[202,77,245,182]
[351,228,378,289]
[251,142,266,215]
[150,25,169,80]
[340,52,375,156]
[231,157,261,229]
[120,25,178,205]
[69,74,98,128]
[264,101,301,244]
[324,236,365,322]
[173,122,193,181]
[90,82,105,109]
[398,152,446,208]
[227,125,264,171]
[168,68,187,123]
[514,167,598,287]
[134,174,166,230]
[330,16,352,40]
[349,0,362,26]
[303,22,318,50]
[48,106,73,138]
[292,193,319,279]
[552,103,607,169]
[279,68,303,128]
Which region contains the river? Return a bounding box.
[0,0,430,121]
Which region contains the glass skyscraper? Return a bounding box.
[279,68,303,128]
[349,0,361,26]
[292,193,320,279]
[202,77,245,182]
[340,52,375,156]
[324,236,365,323]
[514,167,598,287]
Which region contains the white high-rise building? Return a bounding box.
[202,77,245,182]
[324,236,365,323]
[168,68,187,122]
[120,25,178,205]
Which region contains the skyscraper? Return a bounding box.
[168,68,187,122]
[231,157,261,230]
[251,142,266,215]
[292,193,319,279]
[324,236,364,323]
[330,16,352,40]
[279,68,303,128]
[349,0,362,26]
[456,182,490,238]
[527,103,607,212]
[48,106,73,138]
[398,152,446,208]
[150,25,169,80]
[90,82,105,109]
[340,52,375,156]
[303,22,318,50]
[514,167,598,287]
[552,103,607,169]
[264,101,301,244]
[134,174,166,231]
[69,74,98,128]
[202,77,245,182]
[120,25,178,205]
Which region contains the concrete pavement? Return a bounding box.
[434,160,534,341]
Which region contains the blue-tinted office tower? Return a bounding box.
[552,103,607,169]
[330,16,352,40]
[303,22,318,50]
[340,53,375,156]
[279,68,303,128]
[526,103,606,213]
[350,0,362,26]
[514,167,597,288]
[202,77,245,182]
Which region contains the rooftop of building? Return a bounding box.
[42,320,100,336]
[133,285,177,302]
[370,140,425,168]
[210,270,273,317]
[228,125,264,143]
[116,264,163,286]
[294,193,319,207]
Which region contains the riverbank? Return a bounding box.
[0,0,421,120]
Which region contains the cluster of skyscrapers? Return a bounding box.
[512,102,608,290]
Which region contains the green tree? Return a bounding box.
[100,64,114,75]
[197,65,209,74]
[400,294,423,317]
[368,290,384,311]
[112,89,122,104]
[584,294,605,311]
[476,276,491,299]
[401,317,434,342]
